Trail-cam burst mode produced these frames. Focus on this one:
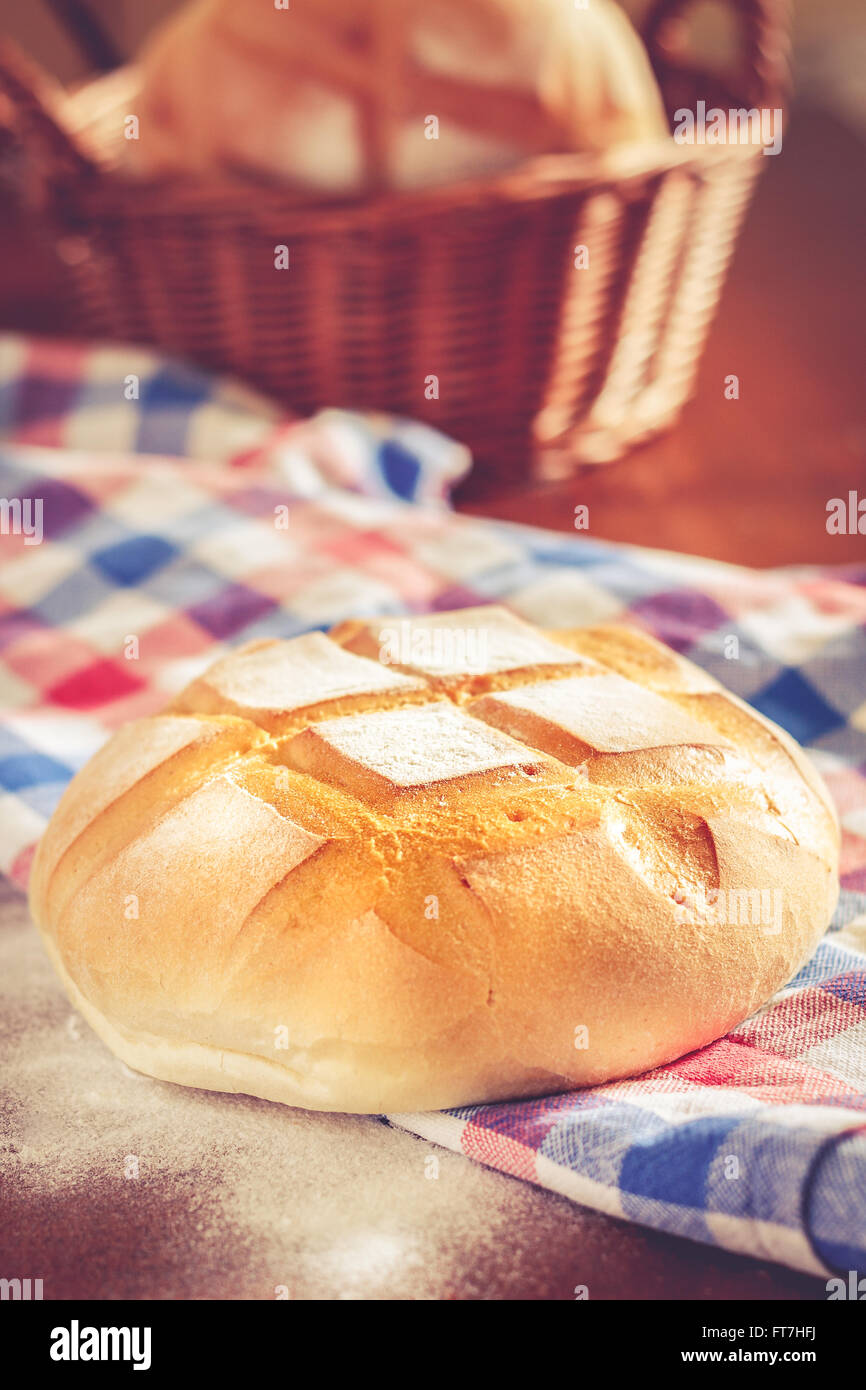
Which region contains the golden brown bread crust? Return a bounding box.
[30,607,840,1113]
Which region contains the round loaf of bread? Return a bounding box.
[30,607,839,1113]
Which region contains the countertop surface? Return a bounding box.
[1,880,827,1301]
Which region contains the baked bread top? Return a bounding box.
[30,606,839,1113]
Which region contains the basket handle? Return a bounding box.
[641,0,791,110]
[0,41,97,207]
[43,0,124,73]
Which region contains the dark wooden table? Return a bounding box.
[456,109,866,569]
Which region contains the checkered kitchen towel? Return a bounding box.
[2,335,865,1281]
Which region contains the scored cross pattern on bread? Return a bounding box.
[30,606,840,1114]
[470,672,730,759]
[289,702,550,805]
[177,628,426,732]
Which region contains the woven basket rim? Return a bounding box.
[58,131,761,231]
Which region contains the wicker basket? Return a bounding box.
[0,0,789,478]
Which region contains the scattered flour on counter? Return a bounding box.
[0,881,574,1299]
